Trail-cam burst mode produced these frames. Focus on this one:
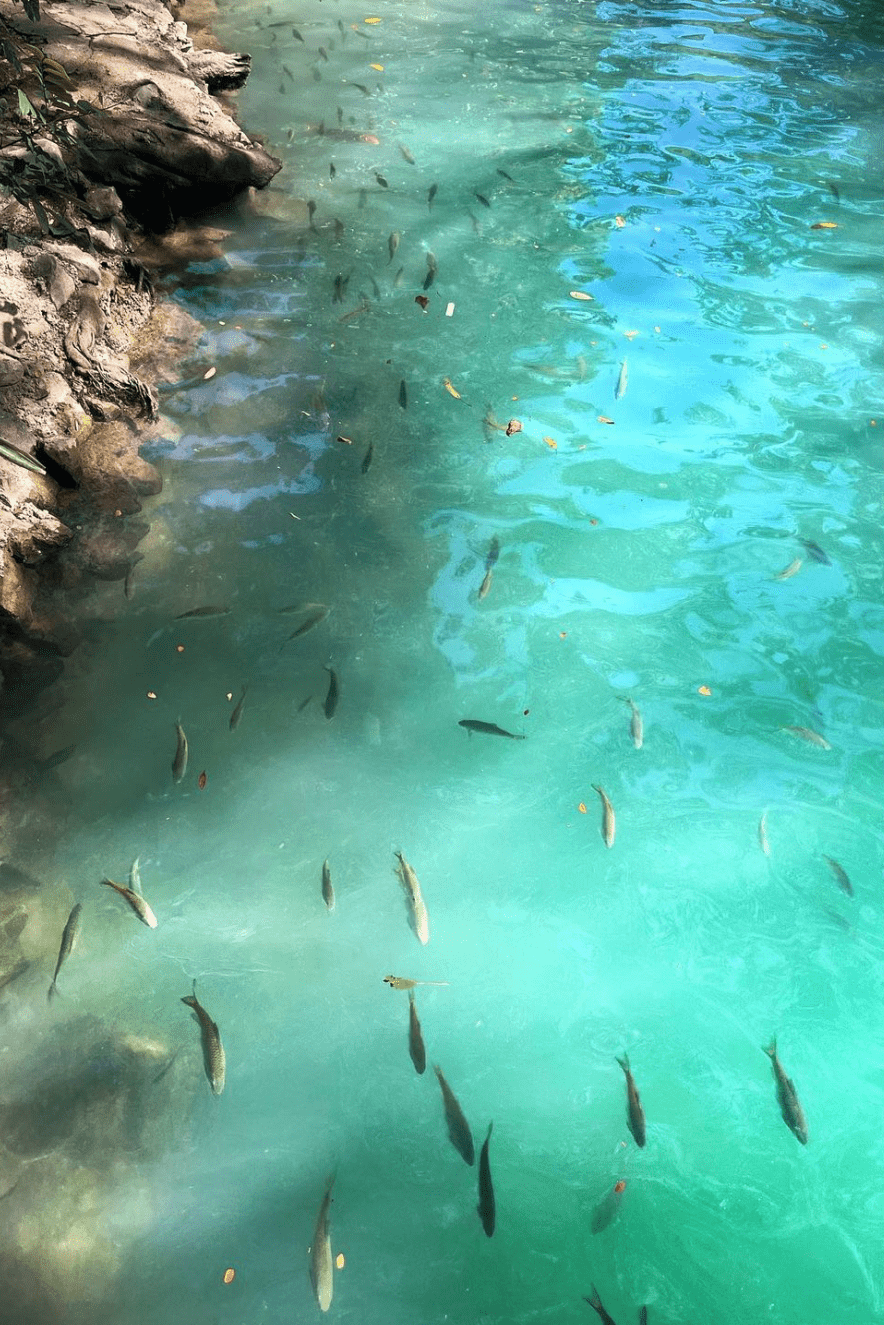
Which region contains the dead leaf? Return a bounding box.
[505,418,522,435]
[146,691,157,700]
[615,215,626,228]
[415,295,429,311]
[578,802,587,814]
[198,771,207,790]
[443,377,461,399]
[360,134,380,144]
[203,367,216,380]
[364,15,381,22]
[336,435,353,445]
[543,436,557,450]
[597,415,615,425]
[623,330,639,340]
[370,63,384,71]
[698,685,712,696]
[226,692,233,701]
[569,290,593,301]
[176,644,184,653]
[336,1254,345,1269]
[559,631,567,638]
[445,302,455,317]
[223,1268,235,1285]
[810,221,838,229]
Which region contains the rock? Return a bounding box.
[29,253,76,310]
[45,243,101,285]
[81,186,122,221]
[0,352,25,387]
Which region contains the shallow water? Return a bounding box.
[11,0,884,1321]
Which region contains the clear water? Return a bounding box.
[10,0,884,1321]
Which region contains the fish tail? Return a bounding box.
[585,1286,603,1310]
[616,1053,630,1072]
[486,1121,494,1141]
[47,981,57,1003]
[181,995,197,1009]
[762,1038,777,1059]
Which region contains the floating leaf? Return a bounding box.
[147,691,157,700]
[559,631,567,638]
[569,290,593,301]
[614,215,626,228]
[443,377,461,399]
[222,1268,235,1284]
[360,133,380,144]
[810,221,838,229]
[336,1254,345,1269]
[336,435,353,445]
[623,330,639,339]
[203,366,216,380]
[543,436,557,450]
[370,63,384,71]
[445,302,455,317]
[597,415,615,425]
[364,15,381,21]
[415,295,429,311]
[698,685,712,696]
[505,418,522,436]
[198,771,207,790]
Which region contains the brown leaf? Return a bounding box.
[414,295,429,311]
[543,436,557,450]
[505,418,522,436]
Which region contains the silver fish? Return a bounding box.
[773,557,802,581]
[48,902,82,1002]
[822,854,853,898]
[321,858,335,910]
[616,1053,646,1147]
[388,230,400,262]
[130,856,142,892]
[619,697,643,749]
[781,725,831,750]
[172,722,188,782]
[758,810,770,857]
[395,850,429,944]
[614,358,628,400]
[592,784,616,848]
[434,1064,474,1164]
[309,1172,336,1311]
[101,877,158,929]
[182,981,225,1096]
[229,685,247,732]
[763,1038,808,1145]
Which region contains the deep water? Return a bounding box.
[15,0,884,1321]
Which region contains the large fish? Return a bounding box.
[309,1172,336,1312]
[591,1179,626,1234]
[323,666,339,719]
[47,902,82,1002]
[434,1065,475,1165]
[763,1038,807,1144]
[459,719,525,740]
[584,1284,618,1325]
[477,1122,495,1236]
[592,784,616,848]
[100,877,158,928]
[321,859,335,911]
[395,850,429,944]
[616,1054,646,1147]
[182,981,225,1096]
[408,990,426,1074]
[172,722,188,783]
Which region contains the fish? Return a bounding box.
[395,850,429,945]
[36,743,77,771]
[584,1284,618,1325]
[123,554,143,600]
[822,854,853,898]
[101,877,158,928]
[773,557,802,580]
[284,605,330,640]
[317,45,328,61]
[428,183,438,208]
[393,266,404,287]
[496,168,514,182]
[333,217,344,241]
[361,443,374,473]
[763,1038,808,1145]
[591,1180,627,1234]
[384,975,449,990]
[321,859,335,910]
[426,250,438,274]
[592,784,616,848]
[827,180,840,201]
[229,685,247,732]
[423,267,435,291]
[474,192,491,208]
[398,143,416,164]
[151,1048,181,1085]
[332,273,345,304]
[174,606,231,619]
[614,358,628,400]
[323,666,339,719]
[47,902,83,1002]
[388,230,400,262]
[375,172,388,188]
[459,719,525,740]
[485,537,500,569]
[800,538,831,565]
[292,25,304,41]
[307,199,317,227]
[616,1053,646,1147]
[434,1064,475,1164]
[639,1310,647,1325]
[198,770,207,790]
[0,438,47,475]
[329,161,335,178]
[309,1173,336,1312]
[398,379,407,409]
[477,1121,495,1236]
[758,810,770,857]
[781,725,831,750]
[182,981,226,1096]
[619,697,643,749]
[408,990,426,1074]
[478,569,493,600]
[172,722,188,782]
[129,856,142,893]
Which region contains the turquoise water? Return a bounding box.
[10,0,884,1321]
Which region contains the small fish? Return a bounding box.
[428,183,438,208]
[478,568,493,600]
[423,267,435,291]
[614,359,628,400]
[47,902,82,1002]
[393,266,404,287]
[307,199,317,227]
[329,161,336,178]
[426,250,438,274]
[0,438,47,475]
[333,273,345,304]
[758,810,770,857]
[474,192,491,208]
[172,722,188,782]
[292,25,304,41]
[773,557,802,580]
[375,172,388,188]
[592,784,616,848]
[101,877,158,928]
[388,230,400,262]
[123,556,142,600]
[763,1038,808,1145]
[477,1121,495,1236]
[408,990,426,1074]
[823,854,853,898]
[827,180,840,202]
[333,216,345,241]
[361,442,374,474]
[182,981,226,1096]
[496,168,514,182]
[584,1284,618,1325]
[229,685,247,732]
[485,537,500,569]
[467,210,482,235]
[129,856,142,893]
[358,188,367,209]
[781,725,831,750]
[384,976,449,990]
[152,1048,181,1085]
[616,1053,646,1147]
[298,695,313,713]
[398,379,407,409]
[175,606,231,619]
[591,1179,627,1235]
[619,697,643,749]
[459,719,525,740]
[322,858,335,910]
[285,605,330,640]
[198,770,207,790]
[317,45,328,61]
[800,538,831,565]
[434,1065,475,1164]
[309,1173,336,1312]
[398,143,416,164]
[323,666,339,720]
[395,850,429,945]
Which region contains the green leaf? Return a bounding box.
[17,88,37,119]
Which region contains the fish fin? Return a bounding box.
[486,1121,494,1141]
[762,1038,777,1058]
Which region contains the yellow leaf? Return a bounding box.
[698,685,712,696]
[336,1254,346,1269]
[578,802,587,813]
[810,221,838,229]
[364,15,381,22]
[223,1269,235,1285]
[443,377,461,399]
[370,63,384,71]
[623,330,639,339]
[569,290,593,301]
[543,436,557,450]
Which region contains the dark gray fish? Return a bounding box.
[152,1047,181,1084]
[229,685,247,732]
[123,554,143,600]
[375,172,388,187]
[823,854,853,898]
[422,268,435,291]
[398,380,407,409]
[336,106,343,125]
[298,695,313,712]
[485,537,500,569]
[474,192,491,208]
[329,161,336,178]
[639,1310,647,1325]
[368,273,381,299]
[763,1038,807,1144]
[426,250,438,274]
[317,45,328,61]
[175,606,231,619]
[477,1121,495,1236]
[172,722,188,783]
[591,1179,627,1234]
[428,182,438,208]
[310,1173,336,1312]
[584,1284,618,1325]
[459,719,525,740]
[101,877,158,928]
[496,168,514,182]
[307,200,317,226]
[321,858,335,911]
[800,538,831,565]
[0,438,47,475]
[285,605,330,640]
[358,188,368,209]
[48,902,82,1002]
[388,230,400,262]
[323,666,339,719]
[393,266,404,287]
[282,64,294,81]
[333,273,346,303]
[434,1064,475,1164]
[182,981,225,1096]
[616,1054,646,1147]
[408,990,426,1074]
[292,25,304,41]
[333,217,345,241]
[361,442,374,474]
[36,743,77,772]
